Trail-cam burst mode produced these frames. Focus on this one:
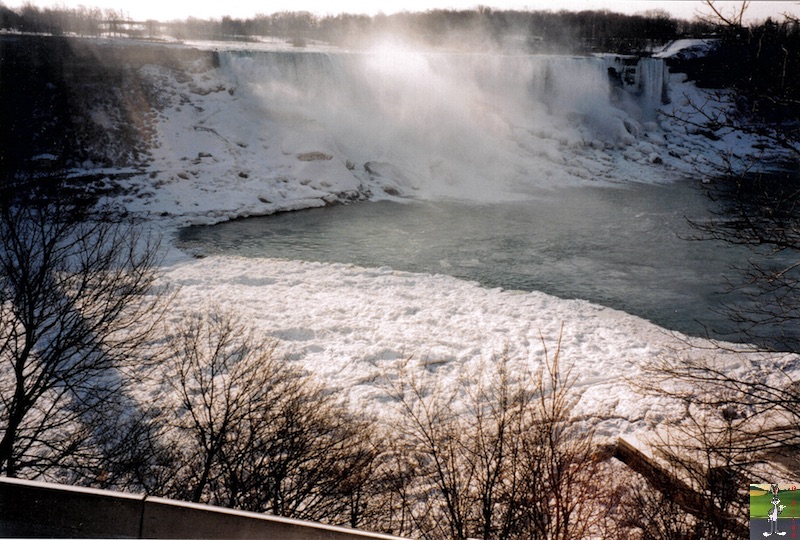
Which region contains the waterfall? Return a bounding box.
[217,48,670,196]
[639,57,670,110]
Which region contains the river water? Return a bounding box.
[177,180,764,342]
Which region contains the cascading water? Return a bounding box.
[626,56,669,116]
[218,48,670,198]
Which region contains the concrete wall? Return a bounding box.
[0,477,408,540]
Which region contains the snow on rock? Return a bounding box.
[89,47,679,223]
[654,38,720,60]
[94,61,379,226]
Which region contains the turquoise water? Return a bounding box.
[177,181,768,343]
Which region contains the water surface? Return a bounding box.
[178,181,756,341]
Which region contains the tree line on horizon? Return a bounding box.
[1,2,709,54]
[4,1,799,64]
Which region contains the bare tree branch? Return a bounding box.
[157,306,378,526]
[0,199,167,479]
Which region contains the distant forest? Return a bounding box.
[1,3,714,54]
[1,3,799,111]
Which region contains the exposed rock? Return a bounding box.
[697,128,721,141]
[623,119,640,138]
[297,151,333,161]
[364,162,383,176]
[365,161,419,196]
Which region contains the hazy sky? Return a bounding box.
[6,0,799,23]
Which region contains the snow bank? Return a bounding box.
[654,38,720,60]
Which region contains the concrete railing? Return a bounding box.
[0,477,410,539]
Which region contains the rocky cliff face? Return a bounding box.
[0,35,214,188]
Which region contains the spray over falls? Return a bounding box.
[218,48,670,199]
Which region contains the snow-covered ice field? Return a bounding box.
[160,253,797,439]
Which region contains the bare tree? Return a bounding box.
[378,353,529,539]
[672,1,799,163]
[662,1,800,351]
[698,1,751,28]
[0,200,165,480]
[104,9,128,38]
[653,406,750,539]
[520,337,616,540]
[379,334,619,540]
[618,475,699,540]
[687,171,800,351]
[642,345,800,464]
[159,307,378,526]
[647,0,800,485]
[620,340,792,539]
[362,437,421,537]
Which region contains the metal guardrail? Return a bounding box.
[0,477,410,539]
